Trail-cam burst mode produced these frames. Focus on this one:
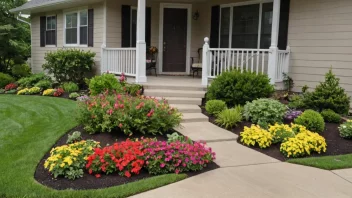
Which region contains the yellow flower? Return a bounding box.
[60,163,65,168]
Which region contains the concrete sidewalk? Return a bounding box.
[132,122,352,198]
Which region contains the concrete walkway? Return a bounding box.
[132,121,352,198]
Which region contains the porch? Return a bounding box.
[100,0,291,86]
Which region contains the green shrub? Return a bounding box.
[88,74,122,95]
[303,69,350,114]
[17,73,51,88]
[11,64,31,78]
[42,49,95,84]
[69,92,80,99]
[0,89,5,93]
[0,72,15,88]
[206,70,274,106]
[215,106,243,129]
[294,110,325,133]
[166,132,192,144]
[288,94,306,109]
[243,98,287,128]
[321,109,341,123]
[339,121,352,139]
[125,83,143,96]
[62,82,79,93]
[205,100,227,115]
[268,124,295,144]
[66,131,82,144]
[34,80,52,89]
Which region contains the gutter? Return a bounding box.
[10,0,72,13]
[17,14,31,26]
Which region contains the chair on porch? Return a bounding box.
[190,48,203,78]
[146,52,158,77]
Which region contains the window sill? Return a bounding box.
[63,44,89,48]
[45,45,57,48]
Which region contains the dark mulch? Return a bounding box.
[200,106,352,161]
[35,126,219,190]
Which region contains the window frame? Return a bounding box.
[45,15,56,47]
[219,0,273,49]
[63,8,89,47]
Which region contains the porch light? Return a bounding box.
[193,10,200,20]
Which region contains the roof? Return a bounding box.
[10,0,70,13]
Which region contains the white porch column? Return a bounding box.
[202,37,209,86]
[267,0,281,85]
[135,0,147,83]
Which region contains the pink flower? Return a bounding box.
[175,169,180,174]
[160,163,165,168]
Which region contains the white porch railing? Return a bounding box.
[207,48,270,79]
[201,37,291,86]
[101,47,137,76]
[276,47,291,82]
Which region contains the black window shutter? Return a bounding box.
[40,16,46,47]
[278,0,290,50]
[145,7,151,48]
[121,5,131,47]
[88,9,94,47]
[210,6,220,48]
[55,15,57,46]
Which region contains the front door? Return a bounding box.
[162,8,188,72]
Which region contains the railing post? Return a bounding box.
[284,46,291,74]
[100,43,106,74]
[202,37,209,86]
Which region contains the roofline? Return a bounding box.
[10,0,74,13]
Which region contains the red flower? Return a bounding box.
[89,169,93,174]
[119,123,123,128]
[124,171,131,178]
[95,174,101,178]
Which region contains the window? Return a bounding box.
[65,10,88,45]
[46,16,56,45]
[219,2,273,49]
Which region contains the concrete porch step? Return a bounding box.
[144,89,206,98]
[158,97,202,105]
[170,104,201,113]
[182,113,209,123]
[143,84,206,91]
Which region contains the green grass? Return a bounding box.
[287,154,352,170]
[0,95,187,198]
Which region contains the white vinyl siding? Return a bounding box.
[288,0,352,98]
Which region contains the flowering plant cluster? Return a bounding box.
[44,140,100,180]
[240,125,273,148]
[141,138,216,175]
[280,129,327,158]
[148,46,158,55]
[53,88,64,97]
[5,83,17,91]
[86,140,145,178]
[17,87,41,95]
[77,95,89,102]
[43,89,56,96]
[77,91,182,135]
[284,110,302,121]
[268,124,296,144]
[339,120,352,139]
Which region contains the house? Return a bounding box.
[10,0,352,96]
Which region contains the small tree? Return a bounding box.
[304,69,350,114]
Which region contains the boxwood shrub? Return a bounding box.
[320,109,341,123]
[294,110,325,133]
[206,70,274,106]
[0,72,15,88]
[205,100,227,115]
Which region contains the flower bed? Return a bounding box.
[35,126,218,190]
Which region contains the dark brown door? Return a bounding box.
[163,8,188,72]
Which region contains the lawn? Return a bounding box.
[0,95,186,198]
[287,154,352,170]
